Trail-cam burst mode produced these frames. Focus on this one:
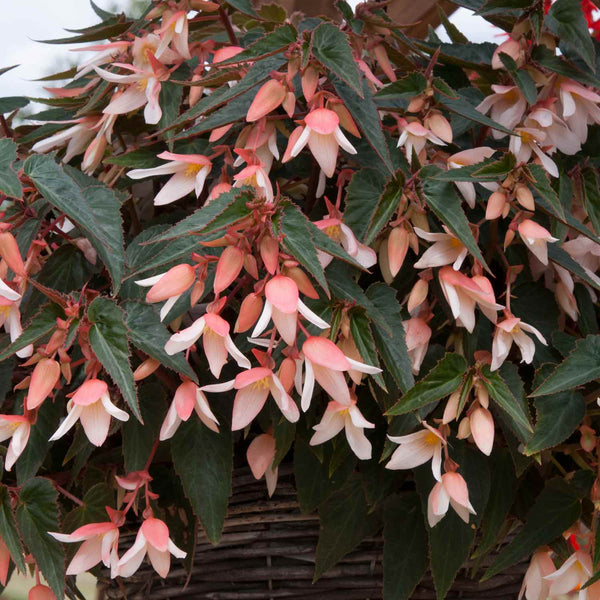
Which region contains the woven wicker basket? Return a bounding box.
[97,466,527,600]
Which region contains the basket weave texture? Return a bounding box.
[98,466,527,600]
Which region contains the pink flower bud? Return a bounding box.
[425,111,453,144]
[29,585,56,600]
[133,358,160,381]
[214,246,245,295]
[515,184,535,211]
[260,236,279,275]
[27,358,61,410]
[246,79,286,122]
[408,278,429,313]
[0,232,25,276]
[301,66,319,102]
[470,407,494,455]
[235,293,263,333]
[486,191,507,220]
[387,226,409,278]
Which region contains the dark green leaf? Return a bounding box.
[484,478,581,579]
[0,138,23,200]
[499,53,538,105]
[312,23,362,96]
[37,21,131,44]
[531,334,600,396]
[0,304,64,362]
[314,476,381,579]
[0,486,25,572]
[62,483,114,533]
[225,0,258,16]
[527,164,565,221]
[350,312,385,389]
[481,365,533,435]
[525,388,585,455]
[16,399,62,484]
[122,383,166,473]
[147,189,253,243]
[364,172,404,245]
[547,0,595,71]
[386,353,466,416]
[332,74,394,175]
[421,169,490,272]
[343,168,387,242]
[124,301,197,382]
[87,297,139,420]
[171,418,232,544]
[16,478,65,599]
[366,283,414,393]
[0,96,28,114]
[221,24,297,62]
[278,201,328,294]
[104,146,163,168]
[24,155,125,292]
[383,493,428,600]
[532,45,600,88]
[375,72,427,101]
[582,166,600,236]
[473,449,518,558]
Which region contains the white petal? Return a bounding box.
[297,299,330,329]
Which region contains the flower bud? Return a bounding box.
[133,358,160,381]
[486,191,507,220]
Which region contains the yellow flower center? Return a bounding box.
[449,237,463,248]
[185,164,203,177]
[520,131,534,144]
[425,432,439,445]
[0,305,10,319]
[323,224,342,241]
[252,377,270,390]
[505,89,519,101]
[136,78,149,91]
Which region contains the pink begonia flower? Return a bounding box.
[544,551,600,598]
[447,147,496,208]
[128,152,212,206]
[509,127,559,177]
[310,399,375,460]
[49,379,129,447]
[165,312,250,377]
[396,118,446,159]
[519,550,555,600]
[159,381,219,440]
[477,84,527,139]
[251,275,329,346]
[457,406,495,456]
[135,263,197,321]
[386,423,444,480]
[525,105,581,156]
[0,536,10,585]
[403,317,432,375]
[155,11,191,60]
[413,227,468,270]
[201,367,300,430]
[438,267,503,333]
[0,415,31,471]
[117,517,186,578]
[286,108,357,178]
[492,38,524,70]
[558,79,600,144]
[49,518,120,576]
[491,316,547,371]
[314,218,377,269]
[71,41,131,80]
[28,585,56,600]
[517,219,558,266]
[247,432,278,497]
[232,162,274,203]
[300,336,382,411]
[31,116,98,163]
[563,236,600,276]
[26,358,61,410]
[427,471,476,527]
[0,282,33,358]
[554,264,579,321]
[234,122,280,172]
